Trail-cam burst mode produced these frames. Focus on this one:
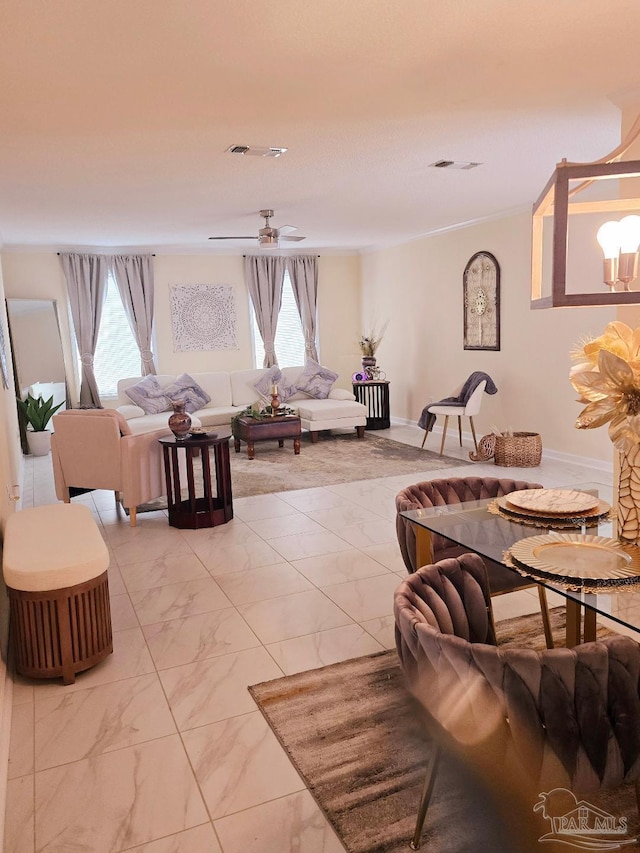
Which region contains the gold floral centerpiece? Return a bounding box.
[570,320,640,542]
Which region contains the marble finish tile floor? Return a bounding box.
[5,425,613,852]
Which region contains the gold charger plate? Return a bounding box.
[506,489,600,515]
[509,533,640,587]
[495,495,611,525]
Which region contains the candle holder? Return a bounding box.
[270,392,280,415]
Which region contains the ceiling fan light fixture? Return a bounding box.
[259,234,279,249]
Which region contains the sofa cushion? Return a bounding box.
[295,398,366,421]
[125,411,202,435]
[117,404,146,419]
[190,372,233,407]
[191,406,244,428]
[124,375,172,415]
[295,360,338,399]
[163,373,211,414]
[231,368,273,406]
[253,366,282,400]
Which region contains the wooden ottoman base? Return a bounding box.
[8,570,112,685]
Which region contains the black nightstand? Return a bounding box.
[352,380,390,430]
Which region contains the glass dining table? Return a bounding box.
[400,481,640,647]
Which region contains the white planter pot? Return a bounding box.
[27,430,51,457]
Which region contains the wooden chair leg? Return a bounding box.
[439,417,449,456]
[538,587,554,649]
[469,417,478,452]
[410,746,440,850]
[114,490,121,503]
[420,429,428,449]
[129,507,137,527]
[458,416,462,446]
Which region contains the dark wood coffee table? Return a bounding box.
[232,414,301,460]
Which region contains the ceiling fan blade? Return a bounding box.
[208,236,256,240]
[280,235,306,242]
[277,224,298,235]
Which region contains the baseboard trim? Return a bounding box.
[389,417,614,474]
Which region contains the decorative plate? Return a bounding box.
[188,430,217,439]
[505,489,600,516]
[495,495,611,526]
[509,533,640,587]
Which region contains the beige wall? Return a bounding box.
[0,251,362,397]
[362,211,616,462]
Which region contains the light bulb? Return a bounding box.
[597,220,622,259]
[618,215,640,253]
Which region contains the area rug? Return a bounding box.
[134,433,468,513]
[228,431,467,497]
[249,609,640,853]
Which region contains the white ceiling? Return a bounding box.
[1,0,640,254]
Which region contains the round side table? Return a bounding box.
[158,434,233,529]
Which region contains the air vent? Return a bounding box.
[430,160,481,170]
[226,145,288,158]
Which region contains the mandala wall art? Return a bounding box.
[170,284,238,352]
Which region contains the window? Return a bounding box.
[93,275,140,397]
[251,270,308,368]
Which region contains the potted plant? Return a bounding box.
[16,393,65,456]
[358,321,388,375]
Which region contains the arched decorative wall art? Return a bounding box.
[463,251,500,351]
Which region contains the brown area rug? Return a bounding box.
[249,609,640,853]
[133,433,468,513]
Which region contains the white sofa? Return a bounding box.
[115,367,367,441]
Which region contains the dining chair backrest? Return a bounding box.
[463,379,486,416]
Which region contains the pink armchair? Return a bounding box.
[51,409,170,526]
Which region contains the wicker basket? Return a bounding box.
[493,432,542,467]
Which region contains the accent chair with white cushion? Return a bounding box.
[51,408,170,526]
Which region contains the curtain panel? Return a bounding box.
[59,253,110,407]
[244,255,286,367]
[287,255,319,362]
[111,254,157,375]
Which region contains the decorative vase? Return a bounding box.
[168,400,191,440]
[617,445,640,543]
[361,356,376,379]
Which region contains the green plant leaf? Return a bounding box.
[16,393,65,431]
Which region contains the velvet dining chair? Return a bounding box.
[395,476,554,649]
[394,553,640,850]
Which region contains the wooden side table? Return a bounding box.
[159,434,233,529]
[352,380,390,430]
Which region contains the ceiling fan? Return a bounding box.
[208,209,306,249]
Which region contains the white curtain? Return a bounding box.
[244,255,286,367]
[59,253,110,407]
[111,254,157,375]
[287,255,319,362]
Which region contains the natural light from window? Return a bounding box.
[93,275,140,397]
[252,270,308,368]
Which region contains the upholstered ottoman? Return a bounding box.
[3,504,112,685]
[295,397,367,442]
